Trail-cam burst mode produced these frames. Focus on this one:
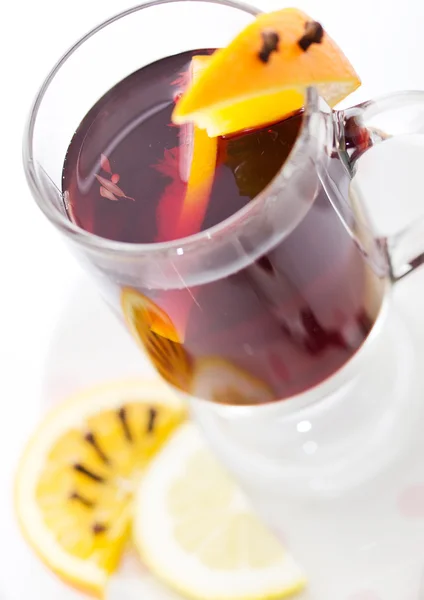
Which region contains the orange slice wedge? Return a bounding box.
[121,288,194,392]
[121,287,181,343]
[173,8,361,137]
[14,379,186,597]
[175,55,218,238]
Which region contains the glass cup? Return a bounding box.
[24,1,424,595]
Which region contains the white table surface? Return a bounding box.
[2,0,424,598]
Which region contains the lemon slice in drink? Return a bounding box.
[15,379,186,597]
[134,424,306,600]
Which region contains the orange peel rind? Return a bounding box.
[173,8,361,137]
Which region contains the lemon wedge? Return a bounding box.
[134,424,306,600]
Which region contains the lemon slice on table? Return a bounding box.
[134,423,306,600]
[173,8,361,137]
[15,379,186,597]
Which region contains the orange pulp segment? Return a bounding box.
[121,288,194,392]
[121,288,181,343]
[172,8,361,137]
[175,55,218,238]
[14,380,186,597]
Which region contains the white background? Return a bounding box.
[1,0,424,598]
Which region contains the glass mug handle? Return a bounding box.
[331,91,424,281]
[190,91,424,501]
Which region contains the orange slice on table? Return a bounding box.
[173,8,361,136]
[14,379,186,597]
[175,55,218,239]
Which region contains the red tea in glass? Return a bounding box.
[62,49,385,403]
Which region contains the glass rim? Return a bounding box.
[23,0,316,257]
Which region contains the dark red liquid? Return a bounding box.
[63,50,385,404]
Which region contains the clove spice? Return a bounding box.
[258,30,280,63]
[298,21,324,52]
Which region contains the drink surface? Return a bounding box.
[62,49,302,243]
[63,50,385,404]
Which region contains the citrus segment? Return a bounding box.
[176,55,218,238]
[121,287,181,343]
[121,288,194,392]
[15,380,186,597]
[173,8,361,136]
[134,424,306,600]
